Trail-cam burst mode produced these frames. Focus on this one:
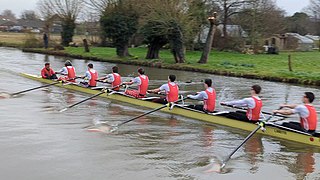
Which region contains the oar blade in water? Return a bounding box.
[59,108,68,112]
[0,92,12,99]
[86,124,114,134]
[204,163,222,173]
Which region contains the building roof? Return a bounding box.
[17,19,44,29]
[217,25,248,38]
[286,33,314,44]
[305,35,320,41]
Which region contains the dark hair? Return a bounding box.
[251,85,261,94]
[305,92,315,103]
[169,75,176,82]
[112,66,118,73]
[204,79,212,87]
[138,67,145,75]
[45,62,50,66]
[65,60,72,66]
[88,63,93,68]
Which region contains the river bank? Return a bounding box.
[22,47,320,86]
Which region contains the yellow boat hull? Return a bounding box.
[21,73,320,147]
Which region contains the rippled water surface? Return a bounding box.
[0,47,320,180]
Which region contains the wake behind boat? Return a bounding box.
[20,73,320,147]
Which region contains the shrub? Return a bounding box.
[23,33,42,48]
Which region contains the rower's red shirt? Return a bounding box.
[66,66,76,82]
[88,69,98,87]
[246,96,262,121]
[167,82,179,102]
[112,73,121,91]
[300,104,318,131]
[41,68,55,79]
[204,88,216,112]
[138,75,149,96]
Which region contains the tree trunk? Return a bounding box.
[198,18,216,64]
[146,44,161,59]
[83,39,90,53]
[116,44,130,57]
[171,46,185,63]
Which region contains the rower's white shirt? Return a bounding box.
[59,66,75,76]
[59,67,68,75]
[292,105,309,118]
[188,87,214,100]
[159,82,177,93]
[105,73,120,83]
[225,96,261,109]
[83,70,92,80]
[131,75,147,85]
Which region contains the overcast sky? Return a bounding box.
[0,0,311,18]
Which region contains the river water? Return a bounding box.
[0,47,319,180]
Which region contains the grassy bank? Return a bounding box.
[23,46,320,86]
[0,32,85,48]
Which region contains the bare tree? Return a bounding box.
[37,0,84,46]
[305,0,320,35]
[209,0,252,49]
[20,10,39,20]
[1,9,16,21]
[233,0,285,51]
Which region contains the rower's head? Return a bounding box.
[138,67,145,75]
[65,60,72,66]
[251,85,261,95]
[45,62,50,70]
[112,66,119,73]
[88,63,93,69]
[168,75,176,82]
[204,79,212,88]
[303,92,315,103]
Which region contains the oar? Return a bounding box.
[59,84,122,112]
[12,76,81,96]
[0,77,79,98]
[217,109,281,171]
[59,91,106,112]
[220,103,288,118]
[105,96,188,133]
[11,81,60,96]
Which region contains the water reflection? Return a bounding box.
[244,135,263,173]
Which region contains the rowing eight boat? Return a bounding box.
[21,73,320,147]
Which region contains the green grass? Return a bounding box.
[61,47,320,82]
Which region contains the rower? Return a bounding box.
[221,85,263,123]
[97,66,122,91]
[57,60,76,82]
[80,63,98,87]
[187,79,216,113]
[273,92,318,134]
[147,74,179,104]
[41,62,57,79]
[123,67,149,98]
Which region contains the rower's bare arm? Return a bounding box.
[123,81,133,85]
[147,88,160,93]
[273,109,293,115]
[280,104,298,109]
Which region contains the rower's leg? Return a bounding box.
[225,111,249,121]
[281,122,304,132]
